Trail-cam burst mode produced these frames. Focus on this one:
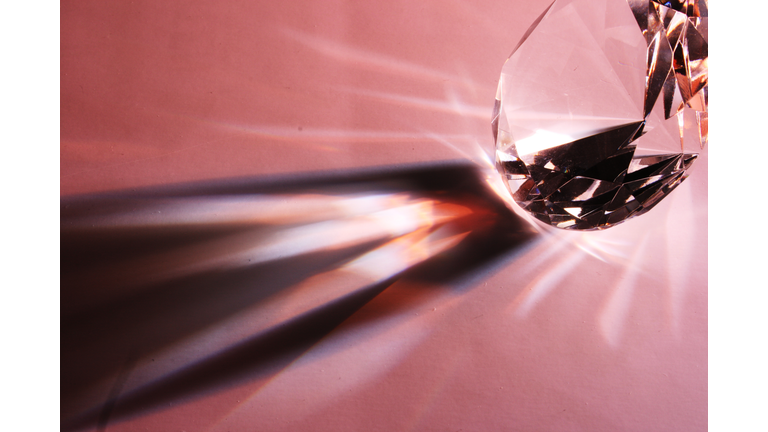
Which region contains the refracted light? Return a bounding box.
[512,129,574,157]
[64,192,474,295]
[95,201,473,404]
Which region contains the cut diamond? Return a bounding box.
[493,0,707,230]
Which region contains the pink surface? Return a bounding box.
[60,1,707,431]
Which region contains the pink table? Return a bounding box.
[61,1,707,430]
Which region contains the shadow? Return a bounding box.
[61,161,537,431]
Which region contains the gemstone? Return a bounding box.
[492,0,707,230]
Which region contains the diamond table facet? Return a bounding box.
[493,0,707,230]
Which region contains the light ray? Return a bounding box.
[336,86,490,120]
[511,248,587,318]
[67,194,471,295]
[65,193,417,230]
[598,235,650,346]
[280,27,484,91]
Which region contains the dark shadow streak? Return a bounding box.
[65,275,398,432]
[61,239,388,406]
[61,161,538,431]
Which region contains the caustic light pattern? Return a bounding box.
[492,0,707,230]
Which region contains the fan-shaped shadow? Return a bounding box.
[61,161,538,431]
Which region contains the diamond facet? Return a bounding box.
[493,0,707,230]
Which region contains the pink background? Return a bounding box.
[61,0,707,431]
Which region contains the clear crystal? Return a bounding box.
[493,0,707,230]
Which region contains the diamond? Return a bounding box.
[493,0,707,230]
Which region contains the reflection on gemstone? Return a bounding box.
[493,0,707,230]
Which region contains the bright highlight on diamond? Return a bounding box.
[493,0,707,230]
